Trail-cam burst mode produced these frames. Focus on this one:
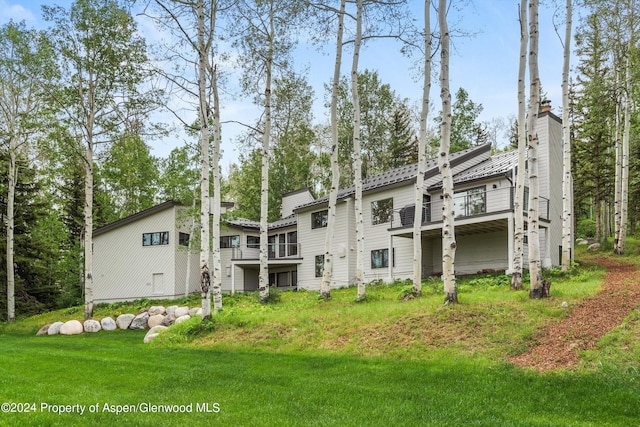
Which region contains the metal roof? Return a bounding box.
[451,149,518,184]
[294,143,491,212]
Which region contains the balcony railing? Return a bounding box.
[390,186,550,229]
[231,243,301,261]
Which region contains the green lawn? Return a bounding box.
[1,331,639,426]
[1,248,640,426]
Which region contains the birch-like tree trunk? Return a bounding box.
[352,0,365,302]
[527,0,543,298]
[6,143,17,321]
[616,40,632,255]
[320,0,346,300]
[412,0,431,295]
[511,0,528,290]
[211,61,223,311]
[613,73,622,251]
[438,0,457,304]
[84,141,94,319]
[560,0,573,272]
[258,18,274,304]
[197,0,212,320]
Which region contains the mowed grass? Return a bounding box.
[1,247,640,425]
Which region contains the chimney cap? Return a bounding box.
[541,99,551,112]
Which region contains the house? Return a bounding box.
[93,108,570,301]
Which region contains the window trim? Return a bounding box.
[371,248,394,269]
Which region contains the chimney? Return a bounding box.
[541,99,551,113]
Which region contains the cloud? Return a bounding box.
[0,1,36,25]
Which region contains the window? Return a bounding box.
[454,186,486,218]
[179,232,190,247]
[371,198,393,225]
[311,210,328,229]
[220,235,240,248]
[315,255,324,277]
[247,236,260,249]
[287,231,298,256]
[268,235,276,258]
[279,234,286,258]
[143,232,169,246]
[371,248,391,269]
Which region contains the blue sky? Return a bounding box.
[1,0,577,169]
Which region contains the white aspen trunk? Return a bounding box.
[258,43,273,304]
[617,43,632,255]
[84,142,94,319]
[197,0,212,320]
[212,60,223,311]
[6,139,17,322]
[185,197,196,297]
[527,0,543,298]
[439,0,457,304]
[320,0,346,299]
[511,0,528,290]
[352,0,365,301]
[613,76,622,252]
[258,3,276,304]
[412,0,431,295]
[560,0,573,272]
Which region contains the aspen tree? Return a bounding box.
[439,0,458,304]
[412,0,431,295]
[511,0,528,290]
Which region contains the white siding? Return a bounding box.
[94,206,180,303]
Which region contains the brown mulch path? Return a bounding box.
[509,257,640,372]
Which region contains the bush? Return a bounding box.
[576,218,596,239]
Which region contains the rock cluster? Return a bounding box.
[36,304,203,343]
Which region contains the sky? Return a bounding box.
[0,0,580,172]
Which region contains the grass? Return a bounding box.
[1,245,640,425]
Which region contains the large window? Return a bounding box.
[311,210,328,229]
[287,231,298,256]
[371,198,393,225]
[220,235,240,248]
[315,255,324,277]
[143,232,169,246]
[454,186,486,218]
[371,248,393,269]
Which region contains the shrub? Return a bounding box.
[576,218,596,239]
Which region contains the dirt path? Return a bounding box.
[509,257,640,372]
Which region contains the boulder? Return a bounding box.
[129,312,150,330]
[174,306,190,318]
[36,324,51,336]
[174,314,191,324]
[577,239,589,245]
[148,305,166,316]
[116,314,135,330]
[84,319,102,333]
[188,307,200,316]
[587,242,601,251]
[196,308,203,317]
[47,321,64,335]
[143,325,168,343]
[147,314,165,328]
[101,317,117,331]
[143,333,159,344]
[166,305,179,320]
[60,320,83,335]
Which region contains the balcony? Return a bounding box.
[231,243,302,261]
[390,186,549,229]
